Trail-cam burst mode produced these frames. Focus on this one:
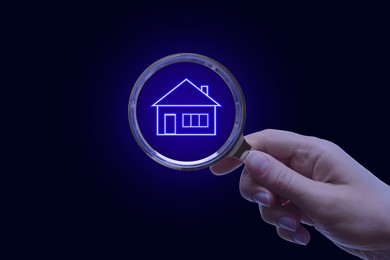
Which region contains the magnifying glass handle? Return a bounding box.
[228,135,252,161]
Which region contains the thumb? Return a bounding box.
[244,151,323,208]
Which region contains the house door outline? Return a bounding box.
[164,114,176,135]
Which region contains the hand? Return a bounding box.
[211,129,390,259]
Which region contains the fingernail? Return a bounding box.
[253,192,270,207]
[246,152,269,175]
[276,216,297,232]
[293,232,309,245]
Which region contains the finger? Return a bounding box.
[245,129,315,158]
[260,201,301,232]
[245,151,326,210]
[276,225,311,245]
[210,157,242,175]
[300,212,315,226]
[276,200,315,226]
[245,129,325,178]
[239,167,275,207]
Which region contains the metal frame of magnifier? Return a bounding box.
[129,53,251,171]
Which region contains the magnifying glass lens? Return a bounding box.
[129,53,250,170]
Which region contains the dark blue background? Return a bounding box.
[46,2,389,259]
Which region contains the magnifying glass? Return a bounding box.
[128,53,251,170]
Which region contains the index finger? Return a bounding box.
[210,129,324,177]
[245,129,324,178]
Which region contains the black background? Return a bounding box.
[41,2,390,259]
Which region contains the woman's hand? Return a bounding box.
[211,130,390,259]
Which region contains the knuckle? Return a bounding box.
[239,176,254,202]
[239,187,252,202]
[311,136,339,154]
[272,166,294,196]
[261,128,275,136]
[259,207,275,225]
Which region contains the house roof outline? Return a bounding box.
[151,78,222,107]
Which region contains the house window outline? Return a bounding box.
[151,78,221,136]
[182,113,209,128]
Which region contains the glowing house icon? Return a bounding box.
[152,78,221,136]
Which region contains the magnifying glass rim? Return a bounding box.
[128,53,246,170]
